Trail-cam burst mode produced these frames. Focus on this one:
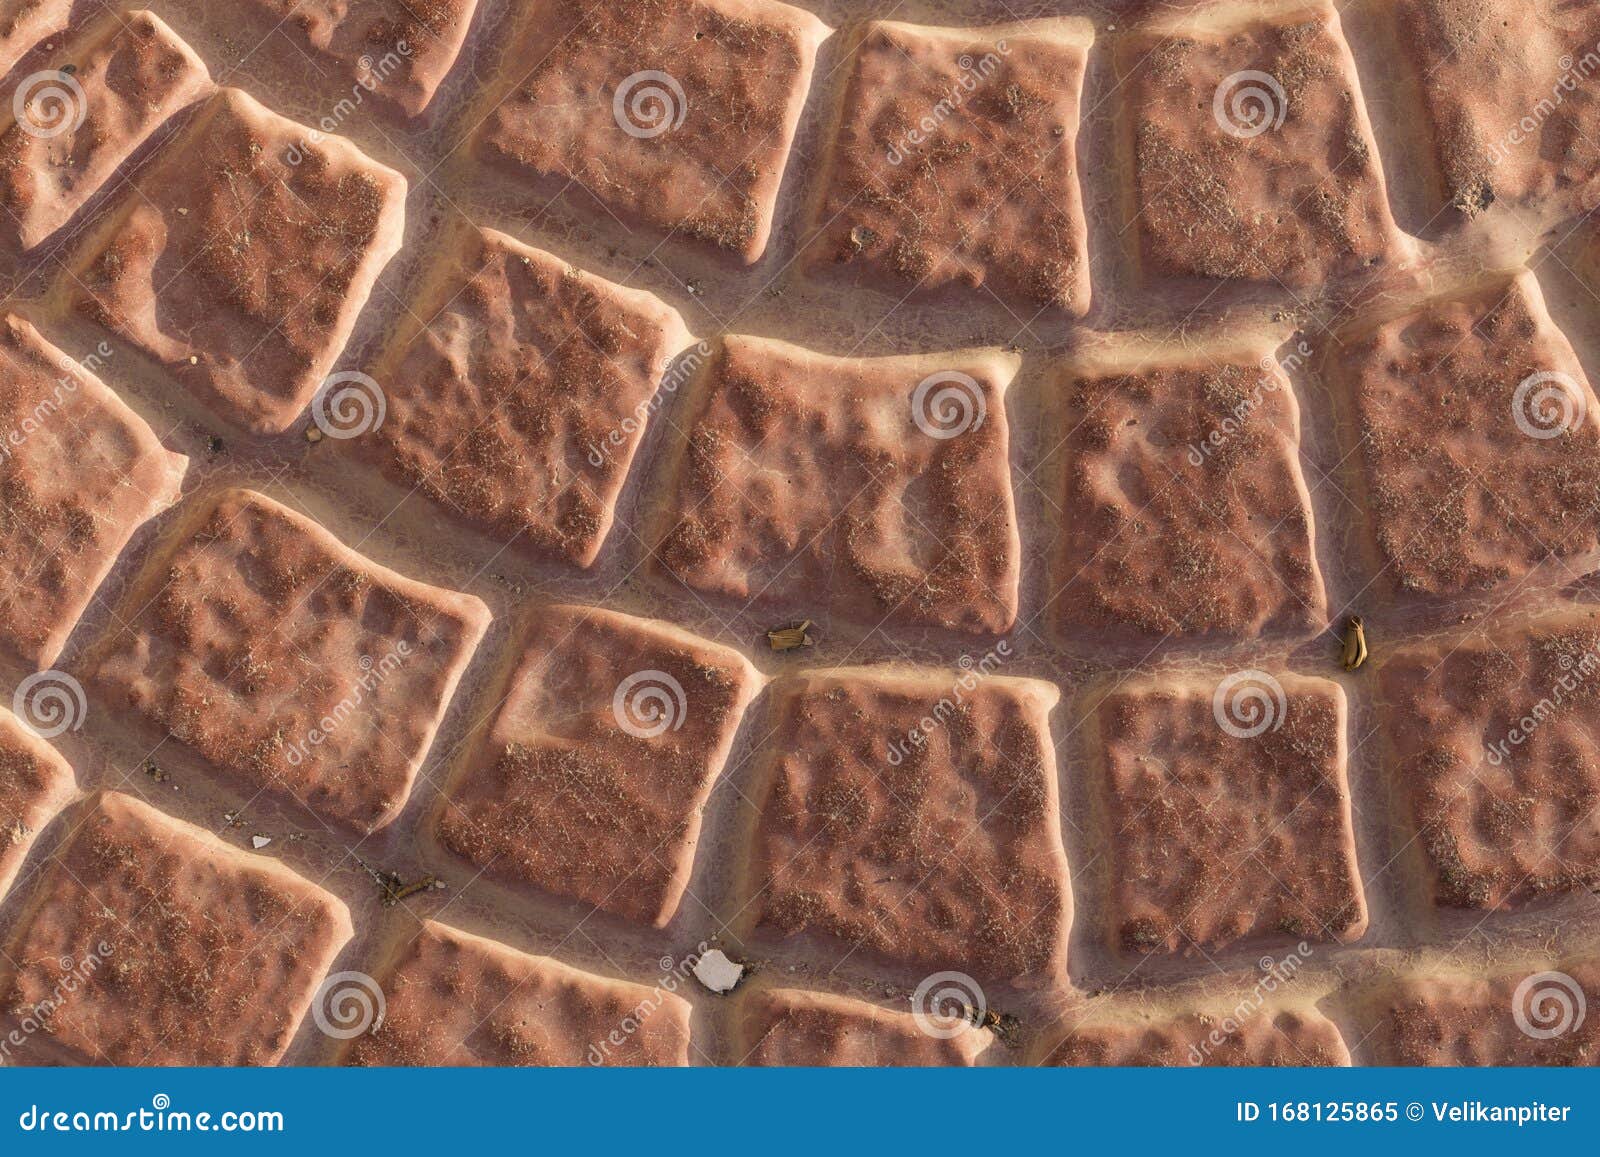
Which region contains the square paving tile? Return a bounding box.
[804,18,1092,314]
[435,604,760,927]
[1352,960,1600,1065]
[244,0,479,116]
[741,667,1070,987]
[58,87,407,434]
[343,921,692,1066]
[0,9,211,249]
[0,314,187,667]
[1052,336,1325,647]
[1114,1,1400,287]
[473,0,828,262]
[1039,985,1348,1065]
[651,335,1022,635]
[0,706,74,903]
[0,791,351,1065]
[1328,272,1600,601]
[1377,607,1600,909]
[1384,0,1600,221]
[83,488,490,834]
[1090,670,1366,954]
[353,223,691,567]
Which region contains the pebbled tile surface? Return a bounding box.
[344,920,692,1066]
[0,791,350,1065]
[651,335,1022,635]
[83,488,489,834]
[741,667,1069,987]
[0,0,1598,1070]
[435,603,760,928]
[1090,671,1366,955]
[0,313,186,667]
[805,18,1093,313]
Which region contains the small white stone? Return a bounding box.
[692,949,745,994]
[250,835,272,849]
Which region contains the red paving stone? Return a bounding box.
[435,604,759,927]
[0,706,74,902]
[1352,960,1600,1065]
[1040,985,1349,1066]
[58,87,406,434]
[1115,1,1401,288]
[0,791,351,1065]
[473,0,828,263]
[83,488,489,834]
[1091,671,1366,954]
[0,9,210,250]
[243,0,479,116]
[1385,0,1600,222]
[344,921,691,1066]
[1377,607,1600,910]
[1053,337,1325,647]
[805,18,1093,313]
[355,223,691,566]
[742,667,1070,987]
[1329,273,1600,602]
[652,336,1022,635]
[0,313,187,668]
[2,0,1599,1072]
[735,984,989,1066]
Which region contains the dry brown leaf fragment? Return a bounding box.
[767,620,815,652]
